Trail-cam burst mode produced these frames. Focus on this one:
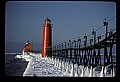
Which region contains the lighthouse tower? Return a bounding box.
[42,17,52,57]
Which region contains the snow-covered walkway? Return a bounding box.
[23,53,68,77]
[16,53,115,77]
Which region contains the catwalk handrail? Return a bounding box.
[46,17,116,68]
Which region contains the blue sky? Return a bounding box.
[5,1,116,52]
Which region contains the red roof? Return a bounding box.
[24,43,33,52]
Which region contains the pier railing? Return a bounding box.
[46,17,116,77]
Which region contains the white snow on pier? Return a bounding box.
[15,53,116,77]
[22,53,68,77]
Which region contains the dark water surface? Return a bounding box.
[5,54,29,76]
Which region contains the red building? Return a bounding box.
[24,41,33,52]
[42,17,52,57]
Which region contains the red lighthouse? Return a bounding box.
[42,17,52,57]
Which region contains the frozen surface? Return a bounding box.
[15,53,116,77]
[22,53,69,77]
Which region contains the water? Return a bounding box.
[5,53,29,76]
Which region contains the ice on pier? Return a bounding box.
[15,53,116,77]
[22,53,68,77]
